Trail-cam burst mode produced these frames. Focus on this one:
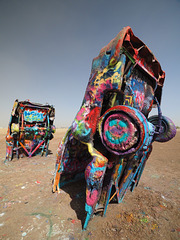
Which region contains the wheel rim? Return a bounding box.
[99,106,149,155]
[102,112,139,152]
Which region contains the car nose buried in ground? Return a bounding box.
[52,26,176,229]
[6,99,55,161]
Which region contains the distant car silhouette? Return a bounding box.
[6,99,55,160]
[52,26,176,229]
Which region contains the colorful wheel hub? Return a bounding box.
[103,113,139,152]
[99,105,150,155]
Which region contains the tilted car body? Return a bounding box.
[52,26,176,229]
[6,99,55,161]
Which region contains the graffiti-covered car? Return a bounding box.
[6,99,55,161]
[52,26,176,229]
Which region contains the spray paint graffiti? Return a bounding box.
[24,110,47,123]
[52,26,176,229]
[5,100,55,161]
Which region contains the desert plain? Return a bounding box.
[0,128,179,240]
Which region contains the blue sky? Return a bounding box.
[0,0,180,128]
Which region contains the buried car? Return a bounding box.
[6,99,55,161]
[52,26,176,229]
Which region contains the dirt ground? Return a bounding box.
[0,128,179,240]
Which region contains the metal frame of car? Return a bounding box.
[52,26,176,229]
[6,99,55,161]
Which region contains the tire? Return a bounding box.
[148,115,176,142]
